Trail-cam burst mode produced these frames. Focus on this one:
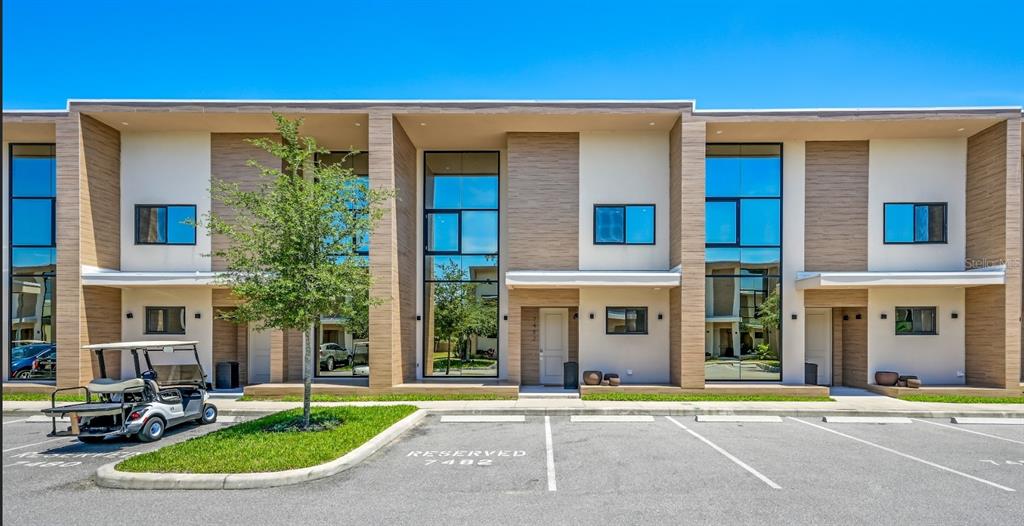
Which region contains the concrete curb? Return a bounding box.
[94,409,426,490]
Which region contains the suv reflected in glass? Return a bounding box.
[10,343,56,380]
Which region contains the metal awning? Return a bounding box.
[796,268,1005,289]
[81,267,222,287]
[505,269,681,289]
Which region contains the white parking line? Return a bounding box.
[666,416,781,489]
[788,417,1015,492]
[440,415,526,423]
[2,419,28,425]
[951,417,1024,426]
[822,416,912,424]
[911,418,1024,445]
[696,415,783,423]
[570,415,654,423]
[2,437,73,454]
[544,416,556,492]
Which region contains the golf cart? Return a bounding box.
[41,341,218,443]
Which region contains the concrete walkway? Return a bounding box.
[4,388,1021,418]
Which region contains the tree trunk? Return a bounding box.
[302,326,313,429]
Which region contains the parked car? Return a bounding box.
[319,343,352,371]
[26,348,57,379]
[10,343,55,379]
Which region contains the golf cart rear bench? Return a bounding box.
[41,341,218,443]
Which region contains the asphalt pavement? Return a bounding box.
[3,414,1022,525]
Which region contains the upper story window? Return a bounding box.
[135,205,197,245]
[606,307,648,335]
[594,205,655,245]
[317,151,370,256]
[895,306,937,335]
[884,203,947,244]
[145,306,186,334]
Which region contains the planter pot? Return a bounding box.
[874,371,899,386]
[608,377,621,386]
[906,378,922,388]
[583,370,603,386]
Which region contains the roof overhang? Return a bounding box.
[81,268,223,287]
[796,269,1005,289]
[505,269,681,289]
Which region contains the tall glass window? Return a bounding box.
[314,152,371,377]
[704,144,782,381]
[9,144,57,380]
[423,152,499,377]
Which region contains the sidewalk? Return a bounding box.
[5,389,1022,418]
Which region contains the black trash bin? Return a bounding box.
[563,361,579,390]
[216,361,240,390]
[804,362,818,385]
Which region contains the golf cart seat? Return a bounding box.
[87,378,144,394]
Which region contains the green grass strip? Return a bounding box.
[2,393,85,402]
[899,394,1024,404]
[117,405,417,474]
[582,393,833,402]
[238,393,514,402]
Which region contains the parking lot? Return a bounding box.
[3,413,1022,525]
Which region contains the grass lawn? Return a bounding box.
[238,393,514,402]
[117,405,417,473]
[899,394,1024,404]
[582,393,833,402]
[2,392,85,402]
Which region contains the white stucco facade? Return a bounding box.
[867,287,966,385]
[867,138,967,271]
[578,131,670,271]
[120,287,214,379]
[781,140,806,384]
[577,286,670,384]
[120,131,212,272]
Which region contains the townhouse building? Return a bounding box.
[3,100,1021,398]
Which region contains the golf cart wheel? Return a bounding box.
[15,371,31,379]
[77,436,105,444]
[326,357,335,371]
[200,403,218,424]
[137,416,165,442]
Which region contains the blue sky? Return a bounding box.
[3,1,1022,109]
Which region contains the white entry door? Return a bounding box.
[539,308,569,385]
[805,308,832,386]
[248,325,272,384]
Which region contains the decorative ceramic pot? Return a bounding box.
[874,371,899,386]
[608,377,621,386]
[583,370,602,386]
[906,378,922,388]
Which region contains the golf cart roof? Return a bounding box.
[82,341,200,350]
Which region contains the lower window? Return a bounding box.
[315,295,370,377]
[606,307,648,335]
[145,306,186,334]
[895,307,937,335]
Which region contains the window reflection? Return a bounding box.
[9,144,57,380]
[424,152,500,377]
[705,144,782,381]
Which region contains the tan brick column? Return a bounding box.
[269,330,285,382]
[368,112,400,390]
[669,115,706,388]
[55,113,84,387]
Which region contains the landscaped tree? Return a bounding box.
[430,260,498,373]
[755,286,781,361]
[203,114,392,428]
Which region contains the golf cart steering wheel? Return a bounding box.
[141,369,158,381]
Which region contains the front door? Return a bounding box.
[248,325,272,384]
[539,308,569,385]
[805,308,832,385]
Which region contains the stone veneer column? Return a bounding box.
[669,116,706,388]
[368,112,400,390]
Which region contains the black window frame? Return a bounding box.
[422,150,501,378]
[605,306,649,335]
[894,306,938,336]
[316,151,370,257]
[134,204,198,246]
[8,143,58,382]
[704,142,784,382]
[883,202,948,244]
[144,306,187,335]
[593,204,656,245]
